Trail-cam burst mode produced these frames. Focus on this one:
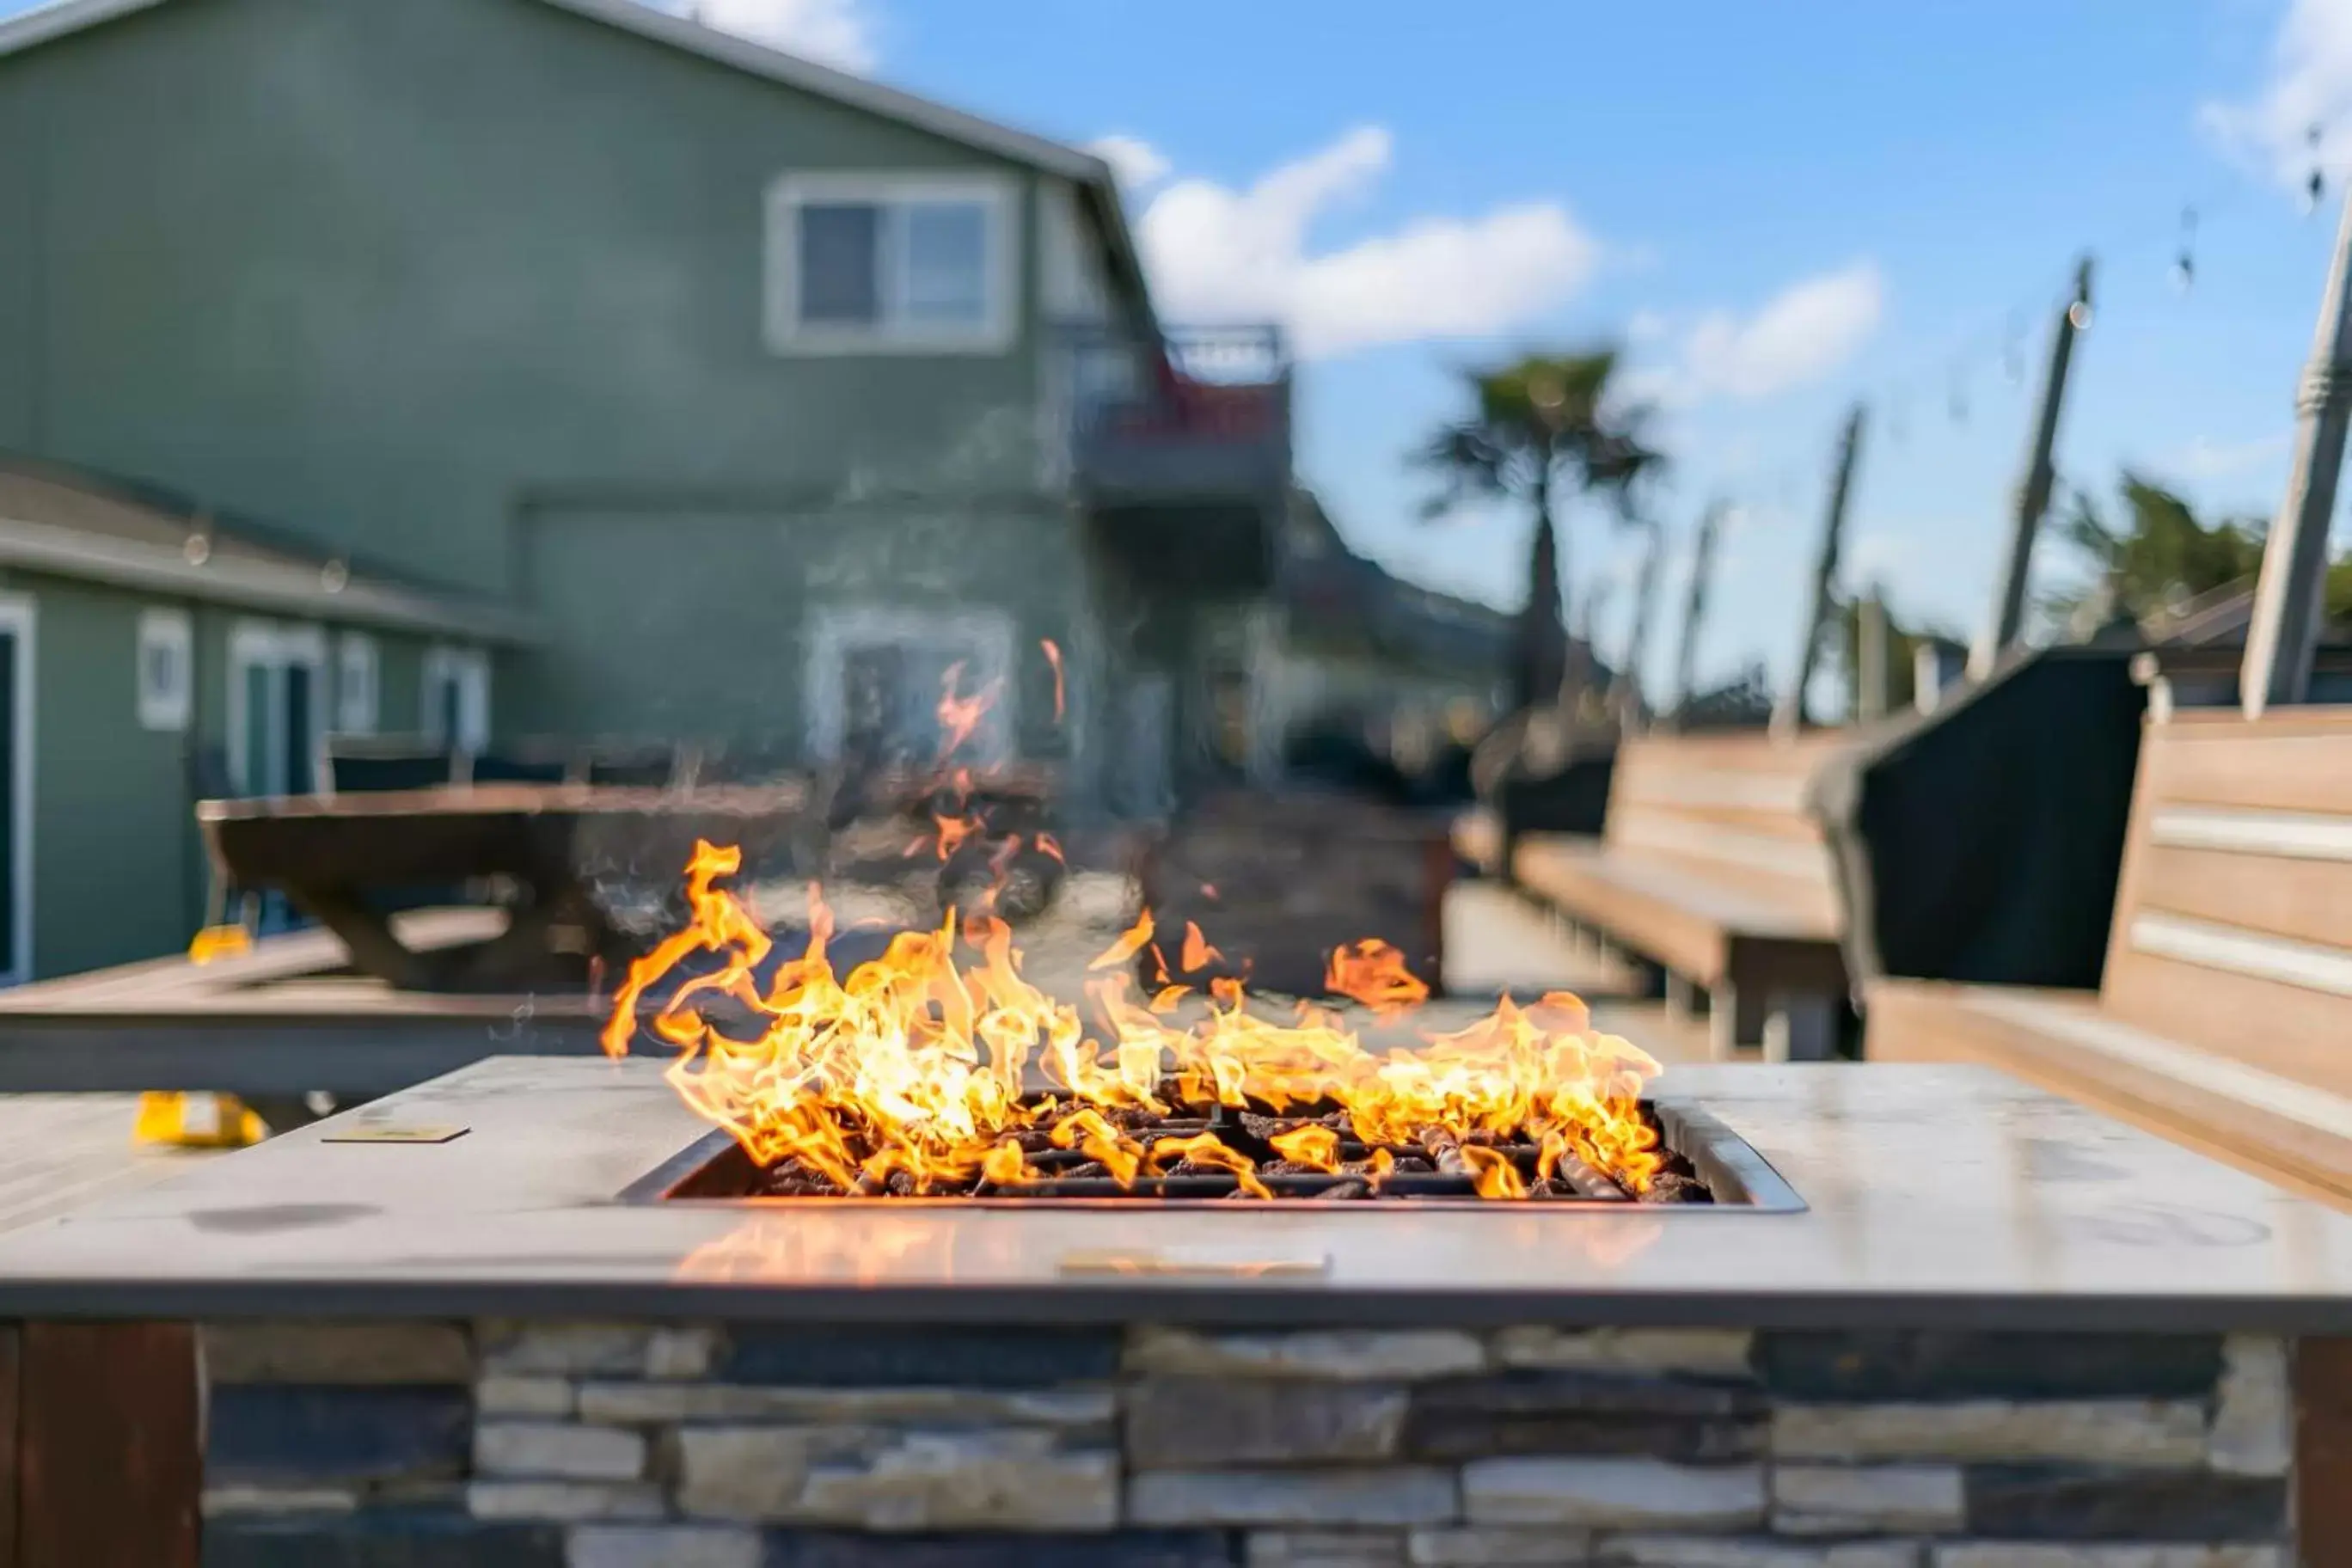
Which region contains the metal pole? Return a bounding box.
[1773,406,1866,739]
[2243,189,2352,718]
[1971,256,2093,678]
[1615,516,1666,732]
[1669,500,1725,726]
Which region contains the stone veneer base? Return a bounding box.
[191,1320,2303,1567]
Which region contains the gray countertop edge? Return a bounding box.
[0,1278,2345,1333]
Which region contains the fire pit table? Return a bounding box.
[0,1060,2343,1565]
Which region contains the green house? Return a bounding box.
[0,0,1289,975]
[0,456,524,978]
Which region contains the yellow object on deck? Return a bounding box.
[132,1092,267,1148]
[187,925,254,964]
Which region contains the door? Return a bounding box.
[228,623,328,798]
[422,647,491,754]
[228,622,327,934]
[0,598,32,984]
[805,608,1014,769]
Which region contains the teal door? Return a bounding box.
[230,625,326,933]
[0,622,20,983]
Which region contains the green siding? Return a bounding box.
[11,576,198,977]
[0,0,1053,604]
[375,635,428,737]
[0,588,494,977]
[517,502,1080,759]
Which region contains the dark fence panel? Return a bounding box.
[1814,648,2146,992]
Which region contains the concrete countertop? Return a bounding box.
[0,1058,2345,1331]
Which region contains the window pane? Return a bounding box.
[902,201,989,327]
[798,203,880,325]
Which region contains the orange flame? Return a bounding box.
[1180,922,1222,974]
[1041,639,1065,725]
[1326,939,1433,1017]
[606,843,1664,1200]
[1088,910,1155,971]
[934,663,1000,762]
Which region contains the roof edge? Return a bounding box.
[534,0,1108,182]
[0,513,543,646]
[0,0,162,56]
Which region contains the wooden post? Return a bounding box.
[15,1322,200,1566]
[1971,256,2093,678]
[2243,190,2352,717]
[1616,516,1667,732]
[1856,588,1890,721]
[1669,500,1725,726]
[1773,407,1866,739]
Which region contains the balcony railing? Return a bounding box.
[1060,324,1293,506]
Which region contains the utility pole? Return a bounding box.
[1615,516,1667,732]
[1773,405,1866,739]
[1669,500,1726,725]
[2243,187,2352,717]
[1971,256,2093,678]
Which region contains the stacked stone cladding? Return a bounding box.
[195,1320,2297,1567]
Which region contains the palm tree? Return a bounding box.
[2040,473,2266,636]
[1415,350,1664,711]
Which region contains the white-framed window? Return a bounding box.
[422,646,491,753]
[805,605,1015,768]
[135,607,193,732]
[764,173,1018,354]
[335,632,379,736]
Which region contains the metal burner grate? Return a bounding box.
[618,1100,1805,1212]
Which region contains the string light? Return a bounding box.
[1714,161,2281,523]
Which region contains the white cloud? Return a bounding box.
[1124,126,1601,360]
[1088,135,1172,193]
[2202,0,2352,187]
[641,0,879,73]
[1666,260,1886,405]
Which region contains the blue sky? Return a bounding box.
[868,0,2349,696]
[7,0,2345,700]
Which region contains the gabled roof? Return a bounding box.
[0,0,1154,308]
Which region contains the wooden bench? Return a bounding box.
[1868,707,2352,1205]
[1510,729,1852,1060]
